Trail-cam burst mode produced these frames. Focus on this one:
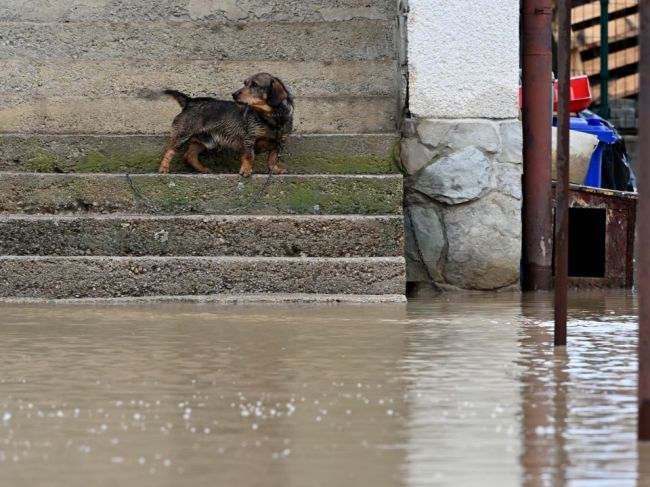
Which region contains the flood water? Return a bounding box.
[0,292,648,486]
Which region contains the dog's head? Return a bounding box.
[232,73,293,113]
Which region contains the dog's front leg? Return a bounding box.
[239,149,255,177]
[266,148,286,174]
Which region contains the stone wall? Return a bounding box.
[402,0,522,290]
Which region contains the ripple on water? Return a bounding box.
[0,291,645,486]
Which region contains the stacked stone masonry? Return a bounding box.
[401,119,522,290]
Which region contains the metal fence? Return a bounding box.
[565,0,639,130]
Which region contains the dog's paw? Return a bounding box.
[270,165,287,175]
[239,168,253,177]
[159,167,170,174]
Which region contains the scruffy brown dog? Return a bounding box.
[152,73,294,176]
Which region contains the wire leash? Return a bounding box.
[125,170,275,215]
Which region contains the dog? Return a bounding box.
[151,73,294,176]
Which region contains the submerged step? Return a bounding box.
[0,173,403,215]
[0,214,404,257]
[0,256,406,299]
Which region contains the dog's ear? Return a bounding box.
[267,78,288,106]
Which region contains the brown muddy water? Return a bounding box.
[0,292,648,487]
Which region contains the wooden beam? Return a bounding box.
[574,13,640,49]
[583,45,640,74]
[572,0,637,24]
[591,72,640,101]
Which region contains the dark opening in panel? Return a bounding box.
[568,207,606,278]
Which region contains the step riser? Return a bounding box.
[0,134,399,175]
[0,21,395,62]
[0,174,403,215]
[0,257,406,298]
[0,60,397,99]
[0,1,395,22]
[0,216,404,257]
[0,96,397,135]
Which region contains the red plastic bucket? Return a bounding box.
[518,75,592,113]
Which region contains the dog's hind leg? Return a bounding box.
[266,148,287,174]
[158,146,176,174]
[184,139,210,174]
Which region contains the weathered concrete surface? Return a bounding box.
[0,60,396,98]
[0,173,403,215]
[0,215,404,257]
[0,96,396,134]
[0,21,394,61]
[0,1,405,300]
[0,0,395,22]
[0,134,399,174]
[0,256,406,298]
[407,0,519,118]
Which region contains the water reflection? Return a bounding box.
[519,292,641,486]
[0,292,645,486]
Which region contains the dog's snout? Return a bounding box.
[232,89,241,100]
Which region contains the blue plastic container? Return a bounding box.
[552,114,617,188]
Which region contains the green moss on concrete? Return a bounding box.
[1,134,402,175]
[0,174,403,215]
[125,176,200,212]
[29,153,58,172]
[74,151,203,173]
[72,152,399,174]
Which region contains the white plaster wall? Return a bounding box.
[407,0,520,119]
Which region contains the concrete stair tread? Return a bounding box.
[0,214,404,257]
[0,133,400,174]
[0,255,406,299]
[0,172,403,215]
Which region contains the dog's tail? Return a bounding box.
[138,88,191,108]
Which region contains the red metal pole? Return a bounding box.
[639,0,650,442]
[554,0,570,347]
[522,0,554,291]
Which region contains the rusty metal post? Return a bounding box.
[639,0,650,442]
[522,0,554,291]
[554,0,570,347]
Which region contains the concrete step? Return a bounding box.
[0,214,404,257]
[0,0,395,22]
[0,20,395,62]
[0,256,406,299]
[0,173,403,215]
[0,293,407,304]
[0,95,397,135]
[0,134,400,174]
[0,60,397,99]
